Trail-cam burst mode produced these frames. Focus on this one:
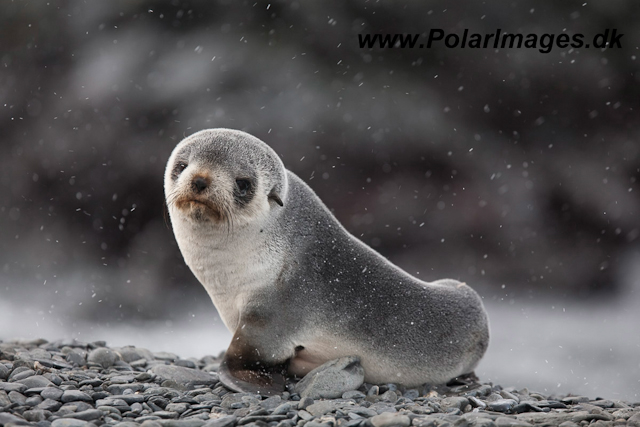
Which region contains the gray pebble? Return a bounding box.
[17,375,54,388]
[158,420,207,427]
[151,365,218,388]
[11,369,36,381]
[51,419,91,427]
[87,348,120,368]
[166,402,189,414]
[202,416,238,427]
[260,394,282,410]
[65,351,85,366]
[9,390,27,404]
[0,381,28,393]
[403,389,420,400]
[23,409,48,422]
[297,410,313,421]
[306,400,335,416]
[370,412,411,427]
[380,390,398,403]
[26,394,44,406]
[294,356,364,400]
[154,352,179,362]
[469,396,487,409]
[0,412,30,425]
[38,398,63,411]
[343,390,366,400]
[297,396,314,410]
[154,410,179,419]
[441,396,470,411]
[0,364,9,380]
[272,403,292,415]
[63,409,103,420]
[487,399,517,413]
[61,390,93,403]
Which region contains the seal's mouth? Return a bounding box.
[174,197,222,221]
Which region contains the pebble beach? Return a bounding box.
[0,339,638,427]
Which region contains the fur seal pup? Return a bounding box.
[164,129,490,395]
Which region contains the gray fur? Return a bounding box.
[165,129,490,390]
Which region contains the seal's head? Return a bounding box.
[164,129,287,230]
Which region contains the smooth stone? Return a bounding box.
[61,390,93,403]
[305,422,333,427]
[349,407,378,418]
[155,420,207,427]
[87,348,120,368]
[0,412,28,425]
[561,396,589,404]
[260,395,282,410]
[306,400,336,416]
[0,381,28,393]
[380,390,398,403]
[0,390,11,406]
[488,399,517,413]
[298,410,313,421]
[17,376,54,388]
[469,396,487,409]
[343,390,366,400]
[403,389,420,400]
[9,390,27,404]
[38,398,63,411]
[63,409,103,420]
[370,412,411,427]
[495,416,532,427]
[114,423,142,427]
[65,351,85,366]
[628,413,640,427]
[499,391,520,403]
[202,416,238,427]
[441,396,470,411]
[11,369,36,381]
[151,365,218,387]
[154,411,179,419]
[23,409,48,422]
[26,394,44,406]
[109,394,146,404]
[294,356,364,400]
[175,359,197,369]
[115,346,155,363]
[51,419,91,427]
[165,402,189,414]
[570,410,613,423]
[0,364,9,380]
[272,403,292,415]
[154,352,179,362]
[297,397,314,410]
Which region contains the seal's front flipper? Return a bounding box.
[218,331,288,395]
[218,357,287,395]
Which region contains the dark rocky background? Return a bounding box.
[1,0,639,322]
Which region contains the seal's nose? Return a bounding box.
[191,176,208,193]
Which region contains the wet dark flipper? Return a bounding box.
[218,330,288,395]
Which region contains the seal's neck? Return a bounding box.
[172,218,284,331]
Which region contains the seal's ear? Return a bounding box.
[268,189,283,207]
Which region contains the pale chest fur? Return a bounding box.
[172,220,284,332]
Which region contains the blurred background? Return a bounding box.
[1,0,639,400]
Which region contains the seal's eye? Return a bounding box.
[235,179,251,197]
[171,161,188,180]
